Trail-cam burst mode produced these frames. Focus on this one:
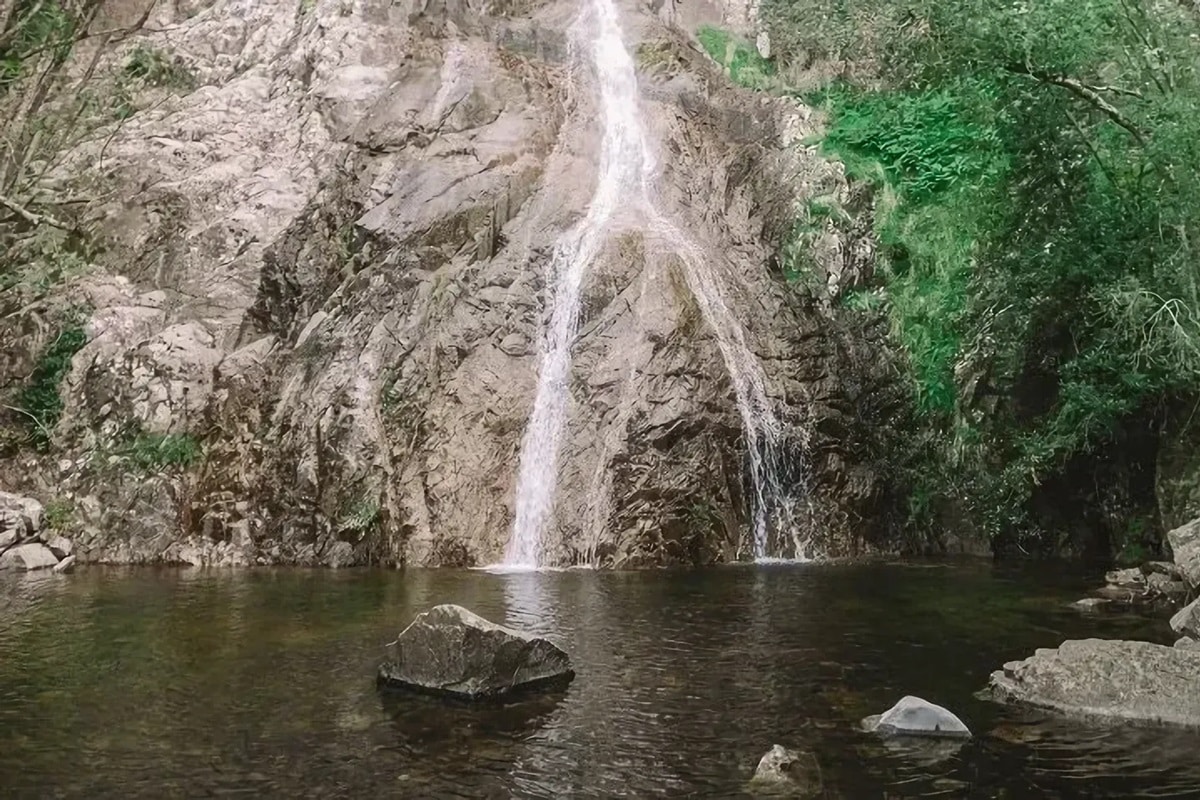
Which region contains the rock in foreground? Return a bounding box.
[1171,597,1200,639]
[988,638,1200,727]
[748,745,822,796]
[1169,518,1200,588]
[0,543,58,571]
[862,696,971,739]
[377,604,574,699]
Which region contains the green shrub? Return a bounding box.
[696,25,776,89]
[17,319,87,449]
[123,433,202,470]
[764,0,1200,547]
[123,45,196,90]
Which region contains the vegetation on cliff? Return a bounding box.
[750,0,1200,556]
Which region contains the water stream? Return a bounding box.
[506,0,796,566]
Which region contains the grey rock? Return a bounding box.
[1143,561,1185,580]
[1105,567,1145,587]
[0,543,59,571]
[1171,597,1200,639]
[0,0,901,567]
[45,535,73,559]
[1147,571,1188,599]
[1169,518,1200,588]
[861,696,971,739]
[988,638,1200,726]
[0,491,44,540]
[748,744,821,796]
[52,555,76,574]
[377,604,574,698]
[1175,636,1200,650]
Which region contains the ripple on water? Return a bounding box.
[0,562,1196,798]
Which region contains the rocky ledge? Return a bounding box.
[0,490,75,573]
[377,604,574,699]
[987,638,1200,727]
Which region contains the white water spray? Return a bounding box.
[505,0,801,567]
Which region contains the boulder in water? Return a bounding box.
[861,696,971,739]
[377,604,574,699]
[748,744,822,796]
[0,542,58,571]
[987,638,1200,726]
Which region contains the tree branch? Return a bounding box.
[0,192,72,229]
[1006,64,1146,145]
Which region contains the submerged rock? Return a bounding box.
[377,604,574,699]
[861,696,971,739]
[1071,597,1110,611]
[987,638,1200,727]
[0,543,59,571]
[748,745,822,796]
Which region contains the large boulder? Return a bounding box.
[748,744,822,796]
[1171,597,1200,639]
[987,638,1200,726]
[0,542,59,571]
[377,604,574,699]
[861,696,971,739]
[1168,518,1200,589]
[0,490,43,541]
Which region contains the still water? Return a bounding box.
[1,561,1197,798]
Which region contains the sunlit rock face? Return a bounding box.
[0,0,901,566]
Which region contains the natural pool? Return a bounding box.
[1,561,1198,798]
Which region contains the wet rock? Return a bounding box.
[1170,597,1200,639]
[748,744,821,796]
[861,696,971,739]
[1071,597,1110,611]
[1105,567,1144,588]
[1144,561,1185,580]
[52,555,76,574]
[0,543,59,571]
[377,604,574,698]
[988,638,1200,726]
[1169,518,1200,588]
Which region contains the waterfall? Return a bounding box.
[504,0,799,567]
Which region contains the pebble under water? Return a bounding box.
[1,561,1198,798]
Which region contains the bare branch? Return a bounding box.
[0,191,72,229]
[1006,64,1146,145]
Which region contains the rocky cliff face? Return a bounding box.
[0,0,900,566]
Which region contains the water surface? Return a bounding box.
[1,561,1196,797]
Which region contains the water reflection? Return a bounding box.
[2,562,1199,798]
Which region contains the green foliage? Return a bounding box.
[763,0,1200,548]
[123,45,196,90]
[121,433,202,470]
[17,317,87,449]
[696,25,776,89]
[43,497,73,530]
[0,1,77,89]
[339,494,380,537]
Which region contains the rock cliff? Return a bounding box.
[0,0,900,566]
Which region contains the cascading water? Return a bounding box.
[505,0,801,567]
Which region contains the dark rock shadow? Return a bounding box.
[377,684,568,755]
